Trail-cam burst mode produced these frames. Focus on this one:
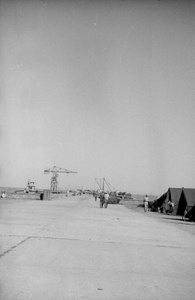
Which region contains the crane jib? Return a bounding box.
[44,166,77,192]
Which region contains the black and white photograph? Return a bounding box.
[1,0,195,299]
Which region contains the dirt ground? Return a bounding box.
[121,199,195,236]
[0,194,195,300]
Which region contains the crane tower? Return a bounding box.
[44,166,77,192]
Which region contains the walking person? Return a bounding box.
[104,192,110,208]
[182,208,187,221]
[143,195,149,212]
[99,192,105,208]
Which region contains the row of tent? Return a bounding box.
[151,188,195,220]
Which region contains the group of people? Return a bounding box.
[143,195,175,214]
[93,191,110,208]
[94,192,175,213]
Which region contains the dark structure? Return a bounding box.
[152,187,195,216]
[177,189,195,217]
[152,188,182,214]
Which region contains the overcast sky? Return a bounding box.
[1,0,195,195]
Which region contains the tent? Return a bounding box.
[185,205,195,221]
[152,188,182,214]
[152,192,167,210]
[177,189,195,216]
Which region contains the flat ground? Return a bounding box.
[0,194,195,300]
[121,199,195,236]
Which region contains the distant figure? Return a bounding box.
[167,200,174,214]
[143,195,149,212]
[183,205,195,222]
[104,192,110,208]
[94,192,98,201]
[1,191,7,198]
[99,192,105,208]
[182,209,187,221]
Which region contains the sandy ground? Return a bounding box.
[121,200,195,236]
[0,194,195,300]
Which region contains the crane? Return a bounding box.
[95,178,116,192]
[44,166,77,193]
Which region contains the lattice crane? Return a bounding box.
[95,178,116,192]
[44,166,77,192]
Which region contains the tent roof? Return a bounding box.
[154,188,182,205]
[182,188,195,207]
[168,188,183,204]
[153,191,167,208]
[153,187,195,210]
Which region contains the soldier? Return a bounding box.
[104,192,110,208]
[143,195,149,212]
[94,191,98,201]
[168,200,174,214]
[99,192,105,208]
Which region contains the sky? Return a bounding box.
[1,0,195,195]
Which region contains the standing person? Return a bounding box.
[182,208,187,221]
[143,195,149,212]
[94,191,98,201]
[104,192,110,208]
[99,192,105,208]
[168,200,174,214]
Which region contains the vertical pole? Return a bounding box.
[50,174,52,192]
